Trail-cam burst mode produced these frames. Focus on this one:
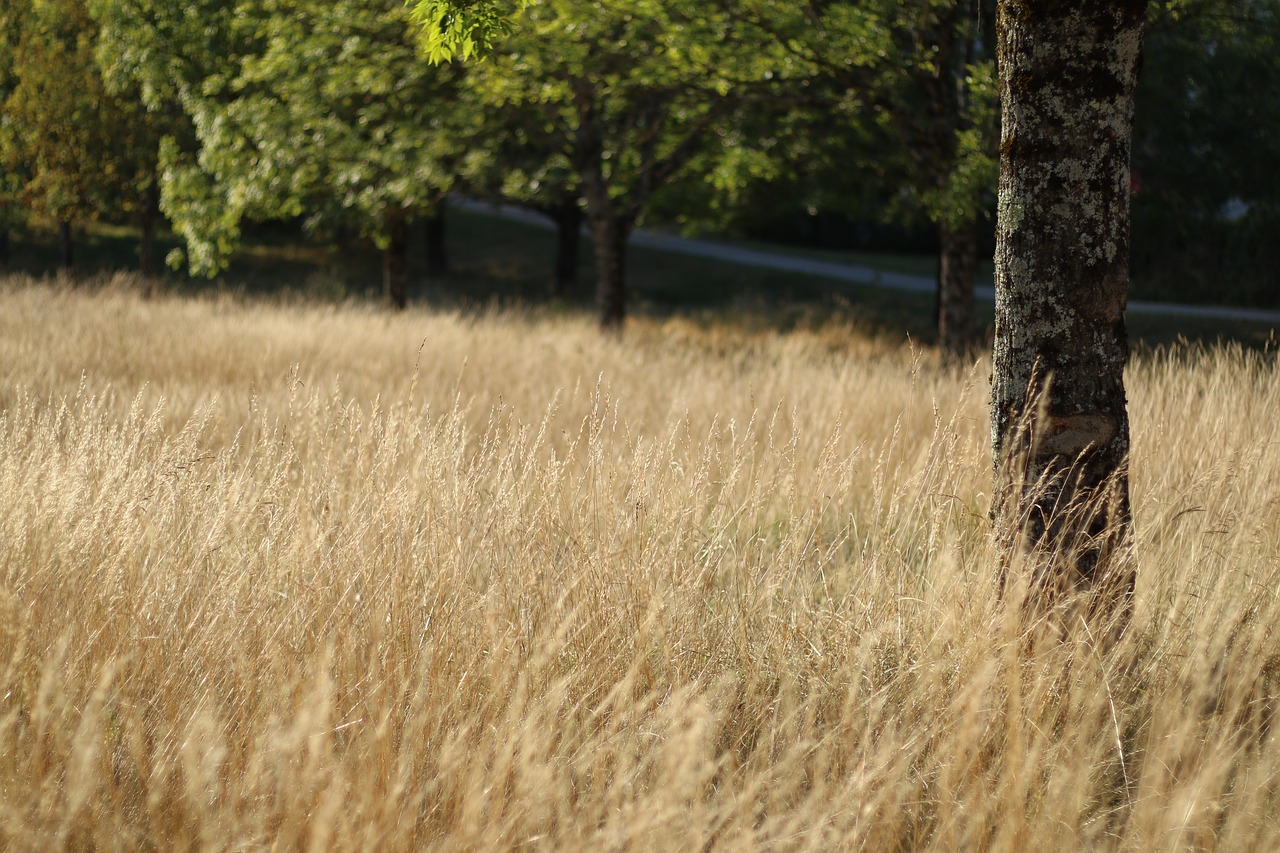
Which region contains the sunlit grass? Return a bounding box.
[1,274,1279,849]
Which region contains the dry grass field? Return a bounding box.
[2,274,1280,850]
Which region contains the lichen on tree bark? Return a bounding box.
[991,0,1146,628]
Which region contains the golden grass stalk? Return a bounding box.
[1,275,1279,849]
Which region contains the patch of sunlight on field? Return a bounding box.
[2,274,1279,849]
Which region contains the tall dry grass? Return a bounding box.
[1,274,1279,850]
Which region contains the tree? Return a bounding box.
[0,1,23,268]
[454,84,586,297]
[1,0,110,274]
[97,0,462,307]
[417,1,1148,625]
[89,1,201,283]
[202,0,464,308]
[905,1,999,360]
[1131,0,1280,307]
[717,0,998,359]
[1,0,162,277]
[990,0,1146,630]
[421,0,793,329]
[90,0,266,279]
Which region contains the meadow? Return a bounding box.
[2,273,1280,850]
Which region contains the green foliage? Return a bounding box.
[1,0,1267,312]
[453,84,580,220]
[88,0,237,110]
[644,1,998,249]
[90,0,262,272]
[0,1,24,231]
[1132,0,1280,305]
[407,0,526,62]
[916,59,998,232]
[106,0,466,276]
[471,0,800,214]
[0,0,161,241]
[156,136,240,275]
[2,0,105,223]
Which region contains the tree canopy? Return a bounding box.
[448,0,812,326]
[1131,0,1280,305]
[0,0,1268,325]
[1,0,161,272]
[94,0,467,305]
[408,0,527,62]
[412,0,1001,340]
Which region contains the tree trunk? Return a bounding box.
[139,177,160,289]
[581,164,630,329]
[937,218,979,361]
[58,220,74,278]
[0,227,9,268]
[424,209,448,278]
[591,215,628,330]
[577,124,631,330]
[553,198,583,297]
[384,210,409,310]
[139,213,156,282]
[991,0,1146,629]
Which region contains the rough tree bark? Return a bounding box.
[383,209,409,310]
[937,217,979,359]
[991,0,1146,627]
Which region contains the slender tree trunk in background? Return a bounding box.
[0,228,9,268]
[139,211,156,282]
[574,86,709,328]
[553,198,583,297]
[139,177,160,288]
[424,209,448,278]
[384,210,409,310]
[992,0,1145,631]
[581,155,630,329]
[58,220,74,277]
[590,215,629,330]
[937,218,979,361]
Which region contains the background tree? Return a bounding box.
[208,0,464,307]
[90,0,207,283]
[991,0,1146,630]
[2,0,110,273]
[0,0,162,277]
[1131,0,1280,308]
[0,0,24,268]
[91,0,263,279]
[103,0,464,308]
[447,0,797,329]
[454,86,586,297]
[899,0,999,359]
[716,0,999,358]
